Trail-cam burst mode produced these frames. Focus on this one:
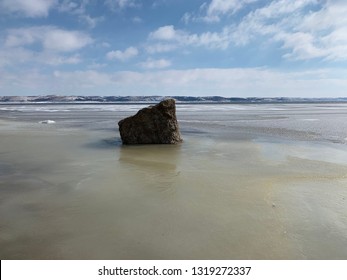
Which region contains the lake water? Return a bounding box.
[1,103,347,259]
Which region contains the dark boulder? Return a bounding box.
[118,99,183,145]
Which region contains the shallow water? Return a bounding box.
[1,103,347,259]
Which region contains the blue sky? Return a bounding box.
[0,0,347,97]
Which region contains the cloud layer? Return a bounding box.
[0,0,346,97]
[2,67,346,97]
[107,47,139,61]
[1,0,57,17]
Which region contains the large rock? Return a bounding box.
[118,99,183,145]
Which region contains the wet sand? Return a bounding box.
[0,103,347,259]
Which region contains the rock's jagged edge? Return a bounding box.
[118,99,183,145]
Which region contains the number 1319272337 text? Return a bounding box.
[192,266,251,276]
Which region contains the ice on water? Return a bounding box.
[1,103,347,259]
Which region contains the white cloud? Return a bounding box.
[106,47,139,61]
[0,26,92,68]
[79,14,105,28]
[231,0,347,61]
[43,29,93,52]
[53,70,113,87]
[145,43,177,54]
[0,0,57,17]
[0,48,34,68]
[101,42,111,48]
[1,68,347,97]
[58,0,84,13]
[184,0,259,23]
[43,53,82,65]
[151,0,169,9]
[205,0,259,22]
[250,0,317,19]
[57,0,104,28]
[182,0,322,47]
[132,16,143,23]
[179,0,347,61]
[276,32,325,60]
[5,26,93,53]
[0,47,82,67]
[5,31,36,48]
[88,63,107,69]
[139,58,171,69]
[149,25,178,41]
[148,25,231,50]
[105,0,139,10]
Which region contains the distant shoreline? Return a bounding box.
[2,101,347,106]
[0,101,347,106]
[1,95,347,105]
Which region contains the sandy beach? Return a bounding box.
[1,103,347,259]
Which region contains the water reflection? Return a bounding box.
[119,144,182,194]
